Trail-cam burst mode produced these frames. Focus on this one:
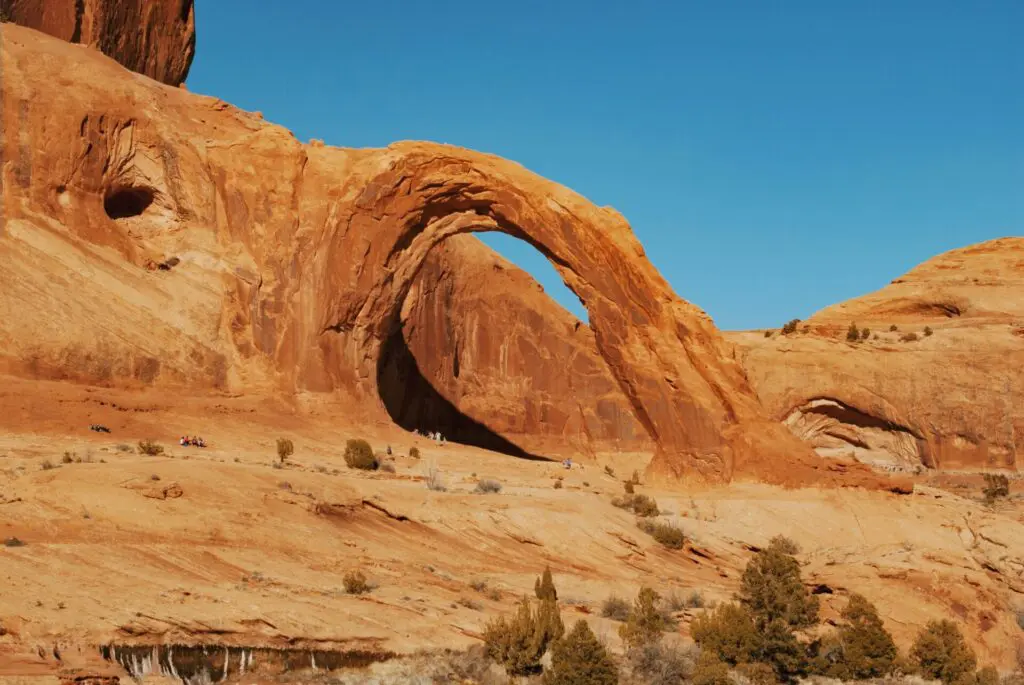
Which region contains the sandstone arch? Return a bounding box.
[307,144,859,485]
[0,26,899,487]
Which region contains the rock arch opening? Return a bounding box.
[783,397,927,470]
[104,185,154,219]
[376,230,620,459]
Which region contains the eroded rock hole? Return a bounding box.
[104,186,154,219]
[783,398,926,470]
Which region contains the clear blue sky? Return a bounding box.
[187,1,1022,330]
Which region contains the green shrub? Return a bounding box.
[692,651,730,685]
[910,619,977,684]
[626,642,697,685]
[861,327,871,340]
[736,661,780,685]
[737,536,819,680]
[612,493,659,517]
[276,438,294,464]
[636,519,685,549]
[618,587,669,650]
[601,595,631,621]
[40,459,56,470]
[815,593,897,679]
[630,470,641,485]
[604,465,615,477]
[484,595,564,677]
[343,570,371,594]
[62,452,74,464]
[344,439,378,470]
[781,319,800,335]
[409,446,420,459]
[982,473,1010,504]
[554,479,563,489]
[474,478,502,494]
[535,566,558,601]
[544,619,618,685]
[901,332,919,342]
[692,602,759,665]
[138,440,164,456]
[764,330,773,338]
[847,323,860,342]
[3,537,25,547]
[624,480,635,494]
[890,324,899,332]
[924,326,934,336]
[686,590,706,608]
[457,596,483,611]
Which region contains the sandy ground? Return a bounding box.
[0,376,1022,682]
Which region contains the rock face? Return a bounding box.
[395,235,651,458]
[0,0,196,86]
[730,238,1024,471]
[0,24,895,488]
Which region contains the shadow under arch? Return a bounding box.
[376,319,549,460]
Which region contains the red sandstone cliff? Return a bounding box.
[0,0,195,85]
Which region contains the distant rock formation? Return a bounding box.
[731,238,1024,471]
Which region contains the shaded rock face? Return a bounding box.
[0,25,895,487]
[731,238,1024,472]
[0,0,196,86]
[395,235,652,458]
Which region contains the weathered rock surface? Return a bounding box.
[730,238,1024,471]
[396,235,651,458]
[0,0,195,86]
[0,24,891,487]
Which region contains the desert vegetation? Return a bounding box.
[781,319,800,335]
[612,492,660,517]
[276,437,294,465]
[982,473,1010,504]
[137,439,164,456]
[474,478,502,494]
[688,535,1001,683]
[343,439,378,470]
[342,570,372,595]
[636,518,685,549]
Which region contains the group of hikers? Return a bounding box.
[414,429,446,444]
[179,435,207,448]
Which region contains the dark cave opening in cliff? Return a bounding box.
[375,233,590,461]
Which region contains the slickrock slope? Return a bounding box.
[397,235,651,458]
[0,0,196,86]
[731,238,1024,471]
[0,392,1018,678]
[0,24,888,487]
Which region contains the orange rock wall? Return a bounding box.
[1,0,195,85]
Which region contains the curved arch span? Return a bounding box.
[306,143,883,487]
